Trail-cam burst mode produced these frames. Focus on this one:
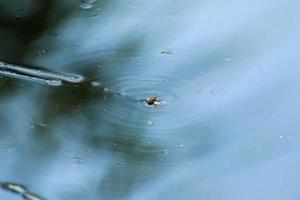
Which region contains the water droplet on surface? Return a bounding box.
[147,120,153,126]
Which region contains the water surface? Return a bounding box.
[0,0,300,200]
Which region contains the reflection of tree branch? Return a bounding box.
[0,0,77,58]
[0,0,77,97]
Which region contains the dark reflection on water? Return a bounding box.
[1,0,300,200]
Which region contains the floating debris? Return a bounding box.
[160,50,172,55]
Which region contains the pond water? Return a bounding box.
[1,0,300,200]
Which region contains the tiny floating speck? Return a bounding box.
[160,50,172,55]
[147,120,153,126]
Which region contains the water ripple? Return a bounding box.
[90,67,194,135]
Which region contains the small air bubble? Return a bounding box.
[147,120,153,126]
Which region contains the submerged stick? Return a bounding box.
[1,182,45,200]
[1,182,27,194]
[0,61,84,86]
[0,69,62,86]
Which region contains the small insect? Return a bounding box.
[160,50,172,55]
[144,96,165,106]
